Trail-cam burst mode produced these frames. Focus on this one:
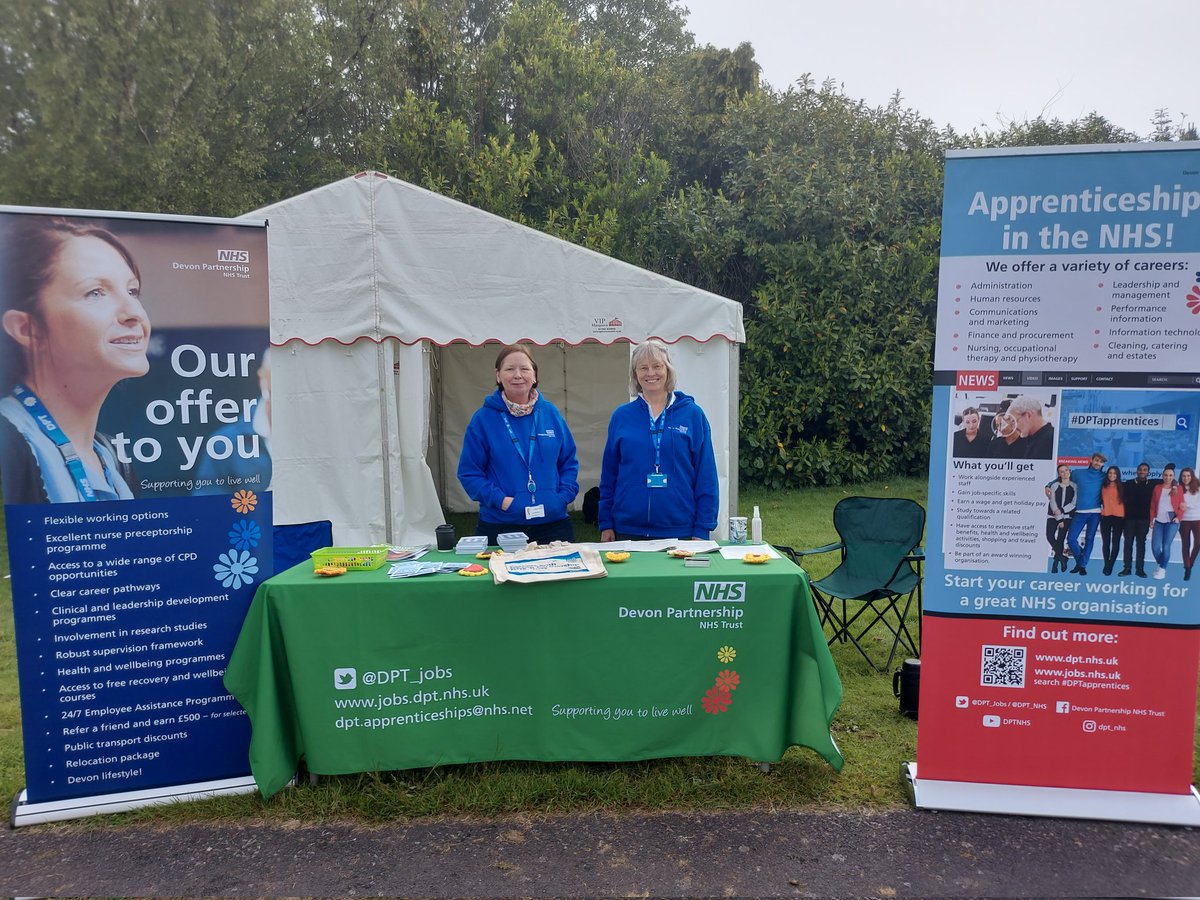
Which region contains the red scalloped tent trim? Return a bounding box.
[270,333,741,349]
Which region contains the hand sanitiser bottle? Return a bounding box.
[751,505,763,544]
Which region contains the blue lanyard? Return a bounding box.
[649,405,666,474]
[502,411,539,496]
[13,384,100,501]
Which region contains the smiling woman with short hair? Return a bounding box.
[456,344,580,545]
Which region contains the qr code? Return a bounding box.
[980,645,1026,688]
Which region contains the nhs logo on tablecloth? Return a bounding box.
[694,582,745,602]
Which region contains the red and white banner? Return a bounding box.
[912,144,1200,825]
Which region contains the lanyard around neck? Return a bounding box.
[502,410,539,496]
[13,383,100,501]
[646,399,668,474]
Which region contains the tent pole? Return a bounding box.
[378,340,394,544]
[429,344,447,508]
[728,341,739,530]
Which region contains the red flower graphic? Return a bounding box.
[715,669,740,692]
[1187,285,1200,315]
[702,685,732,715]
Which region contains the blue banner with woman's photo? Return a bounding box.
[0,208,271,819]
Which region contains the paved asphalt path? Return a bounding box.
[3,807,1199,897]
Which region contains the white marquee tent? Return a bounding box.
[245,172,745,545]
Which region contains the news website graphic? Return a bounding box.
[0,209,270,809]
[921,144,1200,809]
[1057,390,1198,472]
[957,371,999,391]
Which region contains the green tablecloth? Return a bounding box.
[225,549,844,797]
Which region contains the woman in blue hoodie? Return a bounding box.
[598,340,719,541]
[457,344,579,544]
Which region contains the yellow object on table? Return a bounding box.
[310,546,388,571]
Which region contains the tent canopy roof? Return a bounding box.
[249,172,744,347]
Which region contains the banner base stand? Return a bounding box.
[10,774,260,827]
[902,763,1200,827]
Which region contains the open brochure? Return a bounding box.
[388,561,468,578]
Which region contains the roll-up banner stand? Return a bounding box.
[1,208,271,825]
[907,142,1200,825]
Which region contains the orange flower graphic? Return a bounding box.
[231,490,258,514]
[701,685,732,715]
[715,669,740,692]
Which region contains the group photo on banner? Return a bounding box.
[0,208,270,820]
[914,143,1200,823]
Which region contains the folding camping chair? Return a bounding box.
[783,497,925,672]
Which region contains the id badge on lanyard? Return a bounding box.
[647,406,667,488]
[504,411,545,518]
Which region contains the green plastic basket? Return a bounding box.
[310,546,388,571]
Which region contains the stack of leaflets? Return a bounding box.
[497,532,530,553]
[386,544,429,561]
[454,535,488,555]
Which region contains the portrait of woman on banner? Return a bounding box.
[0,216,150,503]
[952,405,989,458]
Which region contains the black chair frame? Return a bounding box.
[780,497,924,672]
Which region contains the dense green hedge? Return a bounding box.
[1,0,1178,488]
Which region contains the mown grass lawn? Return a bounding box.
[1,476,1196,825]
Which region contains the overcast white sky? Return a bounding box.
[680,0,1195,136]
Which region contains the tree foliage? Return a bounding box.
[639,82,944,485]
[0,0,1170,487]
[965,112,1140,149]
[0,0,374,213]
